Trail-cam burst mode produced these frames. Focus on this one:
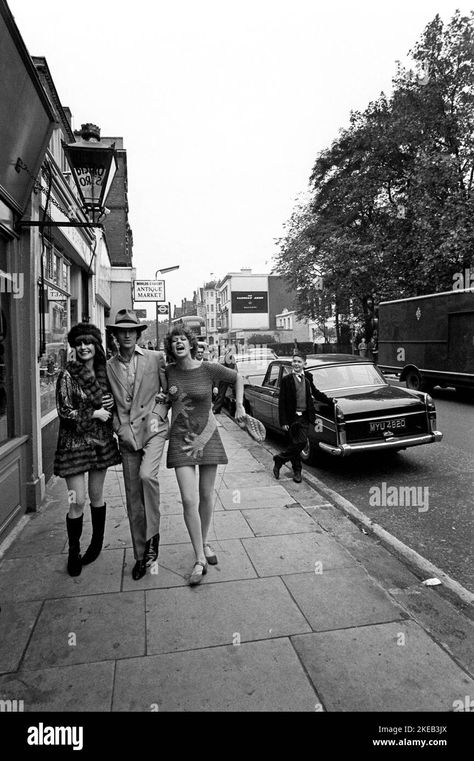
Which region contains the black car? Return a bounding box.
[244,355,443,461]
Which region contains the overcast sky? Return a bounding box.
[8,0,474,316]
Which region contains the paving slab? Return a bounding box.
[286,486,333,507]
[3,518,67,559]
[292,620,474,712]
[242,506,320,536]
[386,587,474,677]
[99,479,125,499]
[223,456,267,472]
[221,471,276,489]
[0,550,124,602]
[0,661,114,711]
[160,511,253,545]
[282,568,407,631]
[22,592,146,670]
[121,540,258,591]
[0,601,42,673]
[242,532,358,577]
[219,485,296,510]
[112,638,320,712]
[145,577,311,654]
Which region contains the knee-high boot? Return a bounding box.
[66,514,83,576]
[81,504,106,566]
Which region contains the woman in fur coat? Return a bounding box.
[54,323,121,576]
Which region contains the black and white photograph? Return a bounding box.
[0,0,472,747]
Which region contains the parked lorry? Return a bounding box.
[377,289,474,392]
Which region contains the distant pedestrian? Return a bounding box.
[358,337,368,357]
[164,327,245,584]
[212,346,236,414]
[369,331,378,364]
[273,351,332,483]
[54,323,121,577]
[196,341,208,361]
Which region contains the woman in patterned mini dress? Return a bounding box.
[164,327,245,585]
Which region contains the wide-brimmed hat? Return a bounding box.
[106,309,147,333]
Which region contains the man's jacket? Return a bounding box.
[107,349,169,451]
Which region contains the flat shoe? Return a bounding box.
[189,560,208,586]
[203,543,218,565]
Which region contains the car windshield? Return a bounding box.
[237,349,277,359]
[236,351,276,367]
[309,363,387,391]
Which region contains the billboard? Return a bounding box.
[231,291,268,313]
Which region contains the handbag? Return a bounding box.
[237,414,266,442]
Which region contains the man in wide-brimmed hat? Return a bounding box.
[106,309,169,580]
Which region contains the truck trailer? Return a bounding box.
[377,289,474,392]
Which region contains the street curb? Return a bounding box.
[300,469,474,609]
[222,413,474,610]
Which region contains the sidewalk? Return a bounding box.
[0,415,473,712]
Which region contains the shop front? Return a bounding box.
[0,0,55,537]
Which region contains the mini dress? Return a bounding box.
[166,362,237,467]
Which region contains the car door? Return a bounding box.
[251,362,282,428]
[269,363,291,429]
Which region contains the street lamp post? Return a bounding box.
[154,266,179,348]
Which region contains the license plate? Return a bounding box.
[369,418,406,433]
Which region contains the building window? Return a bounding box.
[210,303,214,312]
[211,318,215,328]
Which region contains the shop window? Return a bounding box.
[39,291,69,417]
[0,241,13,444]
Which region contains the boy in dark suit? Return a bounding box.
[273,351,333,482]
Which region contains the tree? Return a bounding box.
[275,11,474,336]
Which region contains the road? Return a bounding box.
[265,385,474,592]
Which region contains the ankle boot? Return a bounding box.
[66,514,83,576]
[82,504,106,566]
[144,533,160,566]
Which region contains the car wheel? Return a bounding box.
[405,370,422,390]
[300,438,312,463]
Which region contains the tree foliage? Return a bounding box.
[275,11,474,338]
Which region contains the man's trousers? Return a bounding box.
[275,415,310,473]
[120,433,167,561]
